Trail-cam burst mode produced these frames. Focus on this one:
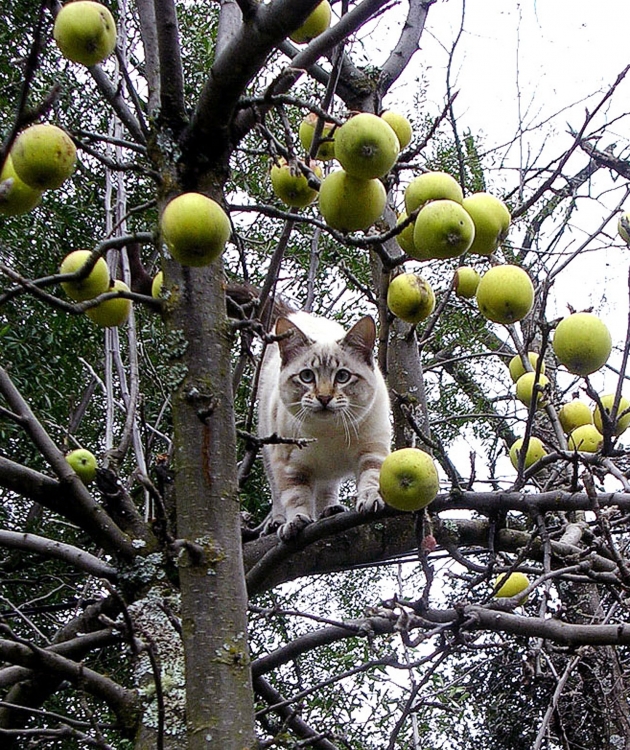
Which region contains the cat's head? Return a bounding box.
[275,315,381,426]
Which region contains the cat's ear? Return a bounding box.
[275,317,311,365]
[342,316,376,366]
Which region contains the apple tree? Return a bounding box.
[2,0,630,748]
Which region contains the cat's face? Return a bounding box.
[275,316,380,431]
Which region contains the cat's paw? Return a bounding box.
[277,513,313,542]
[356,489,385,515]
[319,503,349,519]
[261,514,285,536]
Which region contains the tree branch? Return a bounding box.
[0,531,117,580]
[0,638,139,731]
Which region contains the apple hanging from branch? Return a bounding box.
[53,0,118,67]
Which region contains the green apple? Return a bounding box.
[404,171,463,215]
[378,447,439,512]
[454,266,481,299]
[567,423,603,453]
[298,113,336,161]
[161,192,231,267]
[515,371,550,409]
[65,447,98,484]
[552,312,612,376]
[270,158,321,207]
[413,199,475,259]
[86,279,131,327]
[618,211,630,244]
[289,0,331,43]
[508,352,544,383]
[395,212,418,256]
[151,270,163,298]
[380,110,412,149]
[558,399,593,434]
[53,1,117,67]
[387,273,435,324]
[334,113,400,180]
[593,393,630,436]
[494,572,529,600]
[475,265,534,324]
[318,169,386,232]
[462,192,511,256]
[60,249,110,301]
[11,124,76,190]
[509,436,547,469]
[0,154,42,215]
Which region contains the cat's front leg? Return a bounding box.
[276,467,316,542]
[315,480,347,519]
[355,452,387,515]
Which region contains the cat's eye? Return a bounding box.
[299,369,315,384]
[335,369,352,384]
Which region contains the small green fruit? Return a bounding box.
[53,0,117,67]
[593,394,630,436]
[567,423,603,453]
[515,371,550,409]
[558,400,593,435]
[508,352,544,383]
[65,448,98,484]
[86,279,131,327]
[404,171,463,215]
[151,270,163,299]
[476,265,534,324]
[318,170,386,232]
[395,212,418,256]
[413,199,475,259]
[60,249,110,302]
[378,447,439,512]
[552,312,612,376]
[0,154,42,215]
[454,266,481,299]
[380,110,413,149]
[462,192,511,256]
[289,0,331,43]
[618,211,630,244]
[387,273,435,324]
[298,113,336,160]
[270,158,321,208]
[509,436,547,469]
[11,124,76,190]
[161,192,231,267]
[334,113,400,180]
[494,572,529,599]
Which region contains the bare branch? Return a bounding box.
[0,530,117,580]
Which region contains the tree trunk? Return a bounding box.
[166,256,256,749]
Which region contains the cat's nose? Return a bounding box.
[317,394,333,408]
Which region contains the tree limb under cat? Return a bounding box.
[243,499,624,595]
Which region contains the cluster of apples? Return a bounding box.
[387,262,534,328]
[380,171,536,328]
[507,312,623,468]
[59,249,131,328]
[396,171,511,260]
[270,110,410,233]
[0,123,76,216]
[1,1,117,215]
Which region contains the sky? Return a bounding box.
[386,1,630,354]
[365,1,630,472]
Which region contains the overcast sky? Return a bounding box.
[382,2,630,359]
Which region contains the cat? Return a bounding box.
[257,310,392,541]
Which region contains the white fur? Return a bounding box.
[257,311,391,540]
